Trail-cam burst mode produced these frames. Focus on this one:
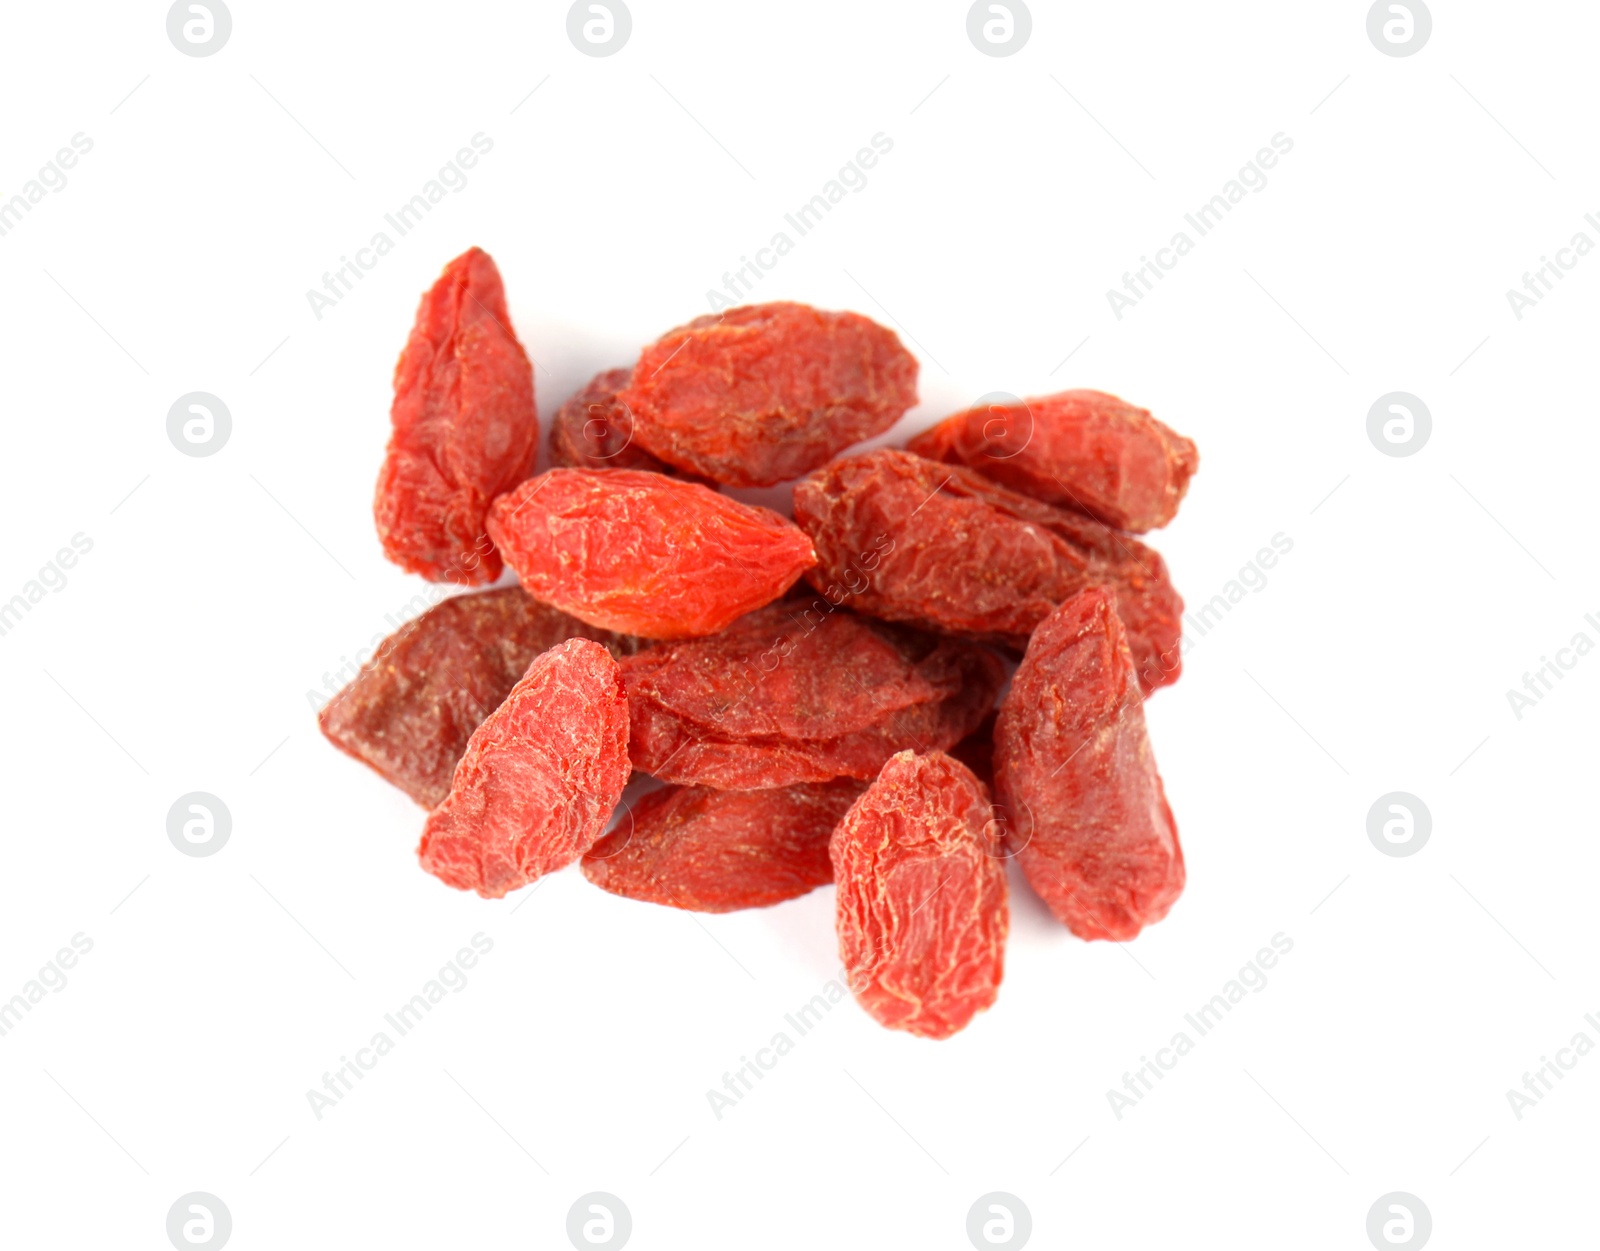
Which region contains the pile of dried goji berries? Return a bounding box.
[323,246,1199,1040]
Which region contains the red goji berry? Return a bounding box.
[318,587,641,808]
[993,587,1185,940]
[418,638,630,898]
[618,302,919,486]
[793,448,1184,694]
[909,389,1198,532]
[832,750,1008,1039]
[581,779,866,912]
[548,366,708,480]
[487,468,817,639]
[948,711,997,792]
[622,601,1004,788]
[374,247,538,584]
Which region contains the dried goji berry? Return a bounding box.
[374,247,538,584]
[618,302,920,486]
[622,601,1004,788]
[318,587,641,809]
[832,750,1008,1039]
[418,638,630,898]
[487,468,816,639]
[993,587,1184,941]
[793,448,1184,694]
[548,366,706,480]
[581,779,866,912]
[908,389,1198,532]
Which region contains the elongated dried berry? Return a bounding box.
[318,587,641,809]
[832,750,1007,1039]
[418,638,630,898]
[581,779,866,912]
[618,302,919,486]
[623,602,1004,788]
[375,248,538,584]
[487,468,816,639]
[549,366,707,480]
[909,390,1198,532]
[793,448,1183,694]
[993,587,1184,941]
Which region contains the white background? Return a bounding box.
[0,2,1595,1248]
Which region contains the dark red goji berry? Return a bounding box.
[993,586,1184,940]
[581,779,866,912]
[622,602,1004,789]
[948,711,997,792]
[318,587,641,809]
[793,448,1184,694]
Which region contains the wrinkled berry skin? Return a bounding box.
[549,366,708,480]
[622,602,1005,789]
[487,468,817,639]
[318,587,641,809]
[581,779,866,912]
[375,248,538,584]
[994,587,1184,941]
[793,449,1183,695]
[832,750,1008,1040]
[418,638,631,899]
[618,302,920,487]
[909,389,1198,532]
